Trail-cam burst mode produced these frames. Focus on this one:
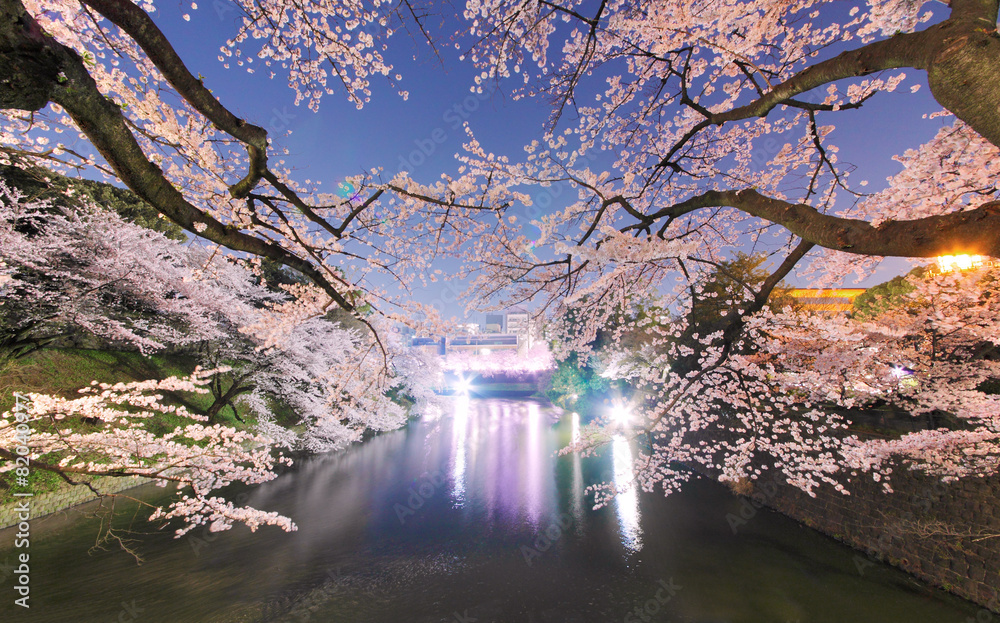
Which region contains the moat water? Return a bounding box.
[0,397,979,622]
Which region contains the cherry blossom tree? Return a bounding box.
[759,265,1000,486]
[206,315,442,453]
[0,371,298,538]
[0,180,273,361]
[2,0,1000,501]
[0,180,442,536]
[453,0,1000,496]
[0,0,501,329]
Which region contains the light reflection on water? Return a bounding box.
[450,395,468,506]
[570,412,585,531]
[612,434,643,553]
[0,397,982,623]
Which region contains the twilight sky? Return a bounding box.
[148,2,953,313]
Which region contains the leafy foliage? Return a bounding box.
[543,353,609,409]
[0,164,185,240]
[852,267,925,320]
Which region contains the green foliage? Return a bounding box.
[543,353,609,408]
[0,348,215,415]
[852,267,925,320]
[592,296,676,352]
[689,252,796,332]
[254,257,309,288]
[0,348,249,503]
[0,163,186,240]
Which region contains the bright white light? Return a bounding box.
[451,395,469,505]
[937,254,983,273]
[612,435,643,553]
[453,374,473,395]
[891,364,917,379]
[611,403,632,427]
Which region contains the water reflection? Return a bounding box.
[570,412,585,531]
[524,401,544,527]
[443,398,558,528]
[0,397,981,623]
[612,434,643,553]
[450,395,469,506]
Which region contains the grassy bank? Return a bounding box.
[0,348,245,504]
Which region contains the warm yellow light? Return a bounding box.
[936,254,983,273]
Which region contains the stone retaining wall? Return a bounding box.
[0,476,150,529]
[722,464,1000,612]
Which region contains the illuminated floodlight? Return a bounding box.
[453,374,474,395]
[890,364,918,390]
[936,254,983,273]
[611,403,632,427]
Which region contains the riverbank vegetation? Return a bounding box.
[2,0,999,546]
[0,171,439,535]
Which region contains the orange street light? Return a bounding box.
[936,254,983,273]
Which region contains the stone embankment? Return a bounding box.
[704,406,1000,612]
[0,476,150,529]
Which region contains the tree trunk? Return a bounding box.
[206,381,254,422]
[926,12,1000,148]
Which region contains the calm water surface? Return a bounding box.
[1,397,980,622]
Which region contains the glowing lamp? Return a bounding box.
[453,374,473,395]
[936,254,983,273]
[611,403,632,426]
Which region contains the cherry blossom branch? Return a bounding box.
[644,189,1000,258]
[78,0,270,198]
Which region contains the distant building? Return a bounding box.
[447,334,519,351]
[504,308,532,351]
[506,311,529,334]
[484,314,504,333]
[411,336,446,356]
[412,308,536,356]
[785,288,867,315]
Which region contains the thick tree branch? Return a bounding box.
[661,2,1000,172]
[78,0,269,198]
[0,1,355,312]
[647,189,1000,258]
